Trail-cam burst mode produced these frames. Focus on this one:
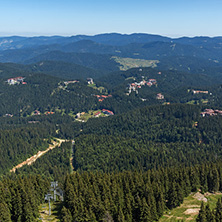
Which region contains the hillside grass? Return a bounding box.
[159,192,222,222]
[112,56,159,71]
[38,202,62,222]
[87,83,107,93]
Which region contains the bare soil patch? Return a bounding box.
[184,208,200,216]
[185,205,200,208]
[193,192,207,202]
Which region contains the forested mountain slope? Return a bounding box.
[1,33,222,222]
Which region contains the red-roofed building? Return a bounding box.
[156,93,164,100]
[94,111,101,117]
[33,110,40,115]
[7,76,25,85]
[102,109,114,115]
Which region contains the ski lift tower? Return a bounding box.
[44,193,53,216]
[50,181,58,201]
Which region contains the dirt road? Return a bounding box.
[10,138,66,173]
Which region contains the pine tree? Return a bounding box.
[11,187,23,222]
[61,206,72,222]
[200,165,208,193]
[155,187,165,218]
[0,202,12,222]
[215,198,222,222]
[196,202,207,222]
[190,167,200,192]
[205,203,215,222]
[167,181,178,209]
[140,197,151,222]
[210,166,219,192]
[102,211,114,222]
[117,207,125,222]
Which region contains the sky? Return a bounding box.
[0,0,222,37]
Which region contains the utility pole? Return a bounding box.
[45,194,53,216]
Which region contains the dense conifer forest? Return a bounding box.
[62,162,222,221]
[0,175,49,222]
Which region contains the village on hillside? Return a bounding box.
[6,76,27,85]
[126,78,157,95]
[201,109,222,117]
[192,89,209,94]
[75,109,114,122]
[94,94,112,102]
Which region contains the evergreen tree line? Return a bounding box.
[73,134,222,172]
[0,175,49,222]
[61,161,222,222]
[196,198,222,222]
[79,104,202,142]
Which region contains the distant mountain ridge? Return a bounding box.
[0,33,222,79]
[1,33,222,50]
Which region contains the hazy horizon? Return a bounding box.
[0,32,222,39]
[1,0,222,38]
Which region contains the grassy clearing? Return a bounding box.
[38,202,63,222]
[201,99,208,104]
[88,84,107,93]
[125,76,136,81]
[186,99,208,105]
[159,192,222,222]
[186,100,199,105]
[112,56,159,71]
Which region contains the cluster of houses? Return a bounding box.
[32,110,54,116]
[4,113,13,117]
[192,89,209,94]
[76,109,114,120]
[102,109,114,115]
[156,93,164,100]
[64,80,79,85]
[95,94,112,102]
[94,109,114,117]
[94,111,102,117]
[45,111,54,115]
[87,78,94,85]
[6,76,27,85]
[201,109,222,117]
[76,112,86,119]
[127,79,157,95]
[32,110,41,115]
